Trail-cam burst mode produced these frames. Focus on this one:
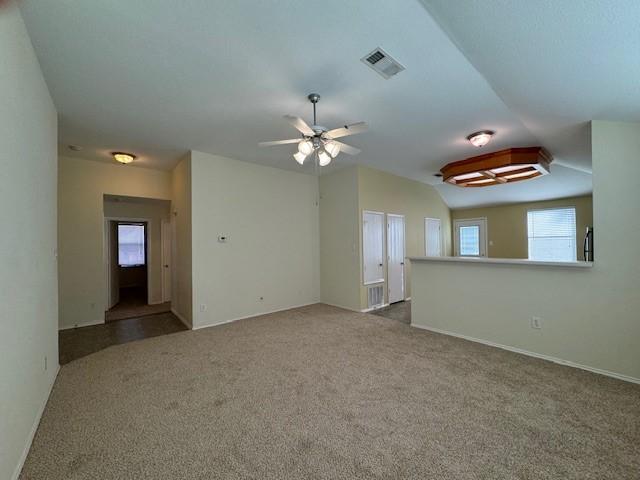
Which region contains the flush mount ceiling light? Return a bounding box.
[467,130,495,147]
[441,147,552,188]
[112,152,136,164]
[259,93,367,167]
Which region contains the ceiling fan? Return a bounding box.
[259,93,368,167]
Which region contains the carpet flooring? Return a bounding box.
[22,304,640,479]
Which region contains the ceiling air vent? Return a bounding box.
[361,47,405,79]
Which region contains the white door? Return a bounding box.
[161,219,172,303]
[425,218,442,256]
[387,214,405,304]
[454,218,487,257]
[362,211,384,285]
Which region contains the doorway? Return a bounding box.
[454,218,488,257]
[103,195,172,322]
[105,220,150,321]
[387,214,405,304]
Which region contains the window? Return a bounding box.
[527,208,576,262]
[454,218,487,257]
[118,223,146,267]
[459,226,480,256]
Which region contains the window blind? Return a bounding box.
[459,225,480,256]
[527,208,576,262]
[118,224,145,266]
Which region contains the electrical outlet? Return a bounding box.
[531,316,543,329]
[44,356,47,371]
[199,304,207,312]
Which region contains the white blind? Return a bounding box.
[527,208,576,262]
[118,224,145,266]
[459,225,480,256]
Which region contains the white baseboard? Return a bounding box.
[171,308,192,330]
[411,323,640,385]
[192,302,318,331]
[361,303,389,313]
[58,318,104,331]
[12,364,60,480]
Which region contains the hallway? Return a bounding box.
[105,286,171,322]
[59,313,187,364]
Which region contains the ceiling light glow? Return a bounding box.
[298,139,313,155]
[112,152,136,164]
[293,151,307,165]
[466,130,495,147]
[324,141,340,158]
[318,149,332,167]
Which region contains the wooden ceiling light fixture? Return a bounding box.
[441,147,552,187]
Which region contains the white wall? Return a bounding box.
[170,154,192,327]
[411,121,640,382]
[103,198,171,304]
[0,4,58,479]
[190,151,320,328]
[58,157,171,329]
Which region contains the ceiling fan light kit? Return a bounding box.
[259,93,367,168]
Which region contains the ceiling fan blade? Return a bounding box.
[326,122,368,139]
[258,138,300,147]
[283,115,315,136]
[333,141,361,155]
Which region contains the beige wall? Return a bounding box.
[170,155,192,326]
[190,151,320,328]
[58,157,171,329]
[318,165,452,311]
[319,167,361,311]
[0,4,59,479]
[357,166,452,309]
[411,121,640,382]
[103,198,170,303]
[452,195,593,259]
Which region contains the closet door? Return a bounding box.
[387,214,405,304]
[362,211,384,285]
[425,217,442,256]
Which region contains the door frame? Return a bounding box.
[161,218,172,303]
[424,217,442,257]
[453,217,488,257]
[103,216,153,310]
[386,213,406,304]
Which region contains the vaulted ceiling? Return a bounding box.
[20,0,637,207]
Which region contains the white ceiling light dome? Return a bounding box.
[317,149,332,166]
[293,151,307,165]
[324,141,340,158]
[467,130,495,147]
[298,139,313,155]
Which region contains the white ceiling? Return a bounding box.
[18,0,630,208]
